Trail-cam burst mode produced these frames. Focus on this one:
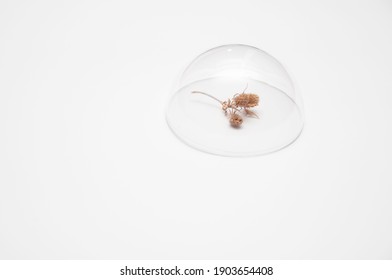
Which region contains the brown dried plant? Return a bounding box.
[229,113,243,128]
[191,84,259,128]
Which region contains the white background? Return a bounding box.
[0,0,391,259]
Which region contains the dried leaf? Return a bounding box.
[244,108,259,118]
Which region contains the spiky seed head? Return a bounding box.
[233,93,259,107]
[229,113,243,128]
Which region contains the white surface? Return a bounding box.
[0,0,391,259]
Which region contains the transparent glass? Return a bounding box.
[166,44,304,157]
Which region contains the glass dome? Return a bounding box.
[166,44,304,157]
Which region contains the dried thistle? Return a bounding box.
[229,113,243,128]
[233,93,259,107]
[191,84,260,128]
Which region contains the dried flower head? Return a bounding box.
[233,93,259,107]
[229,113,243,128]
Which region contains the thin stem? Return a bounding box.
[241,83,248,93]
[191,91,223,104]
